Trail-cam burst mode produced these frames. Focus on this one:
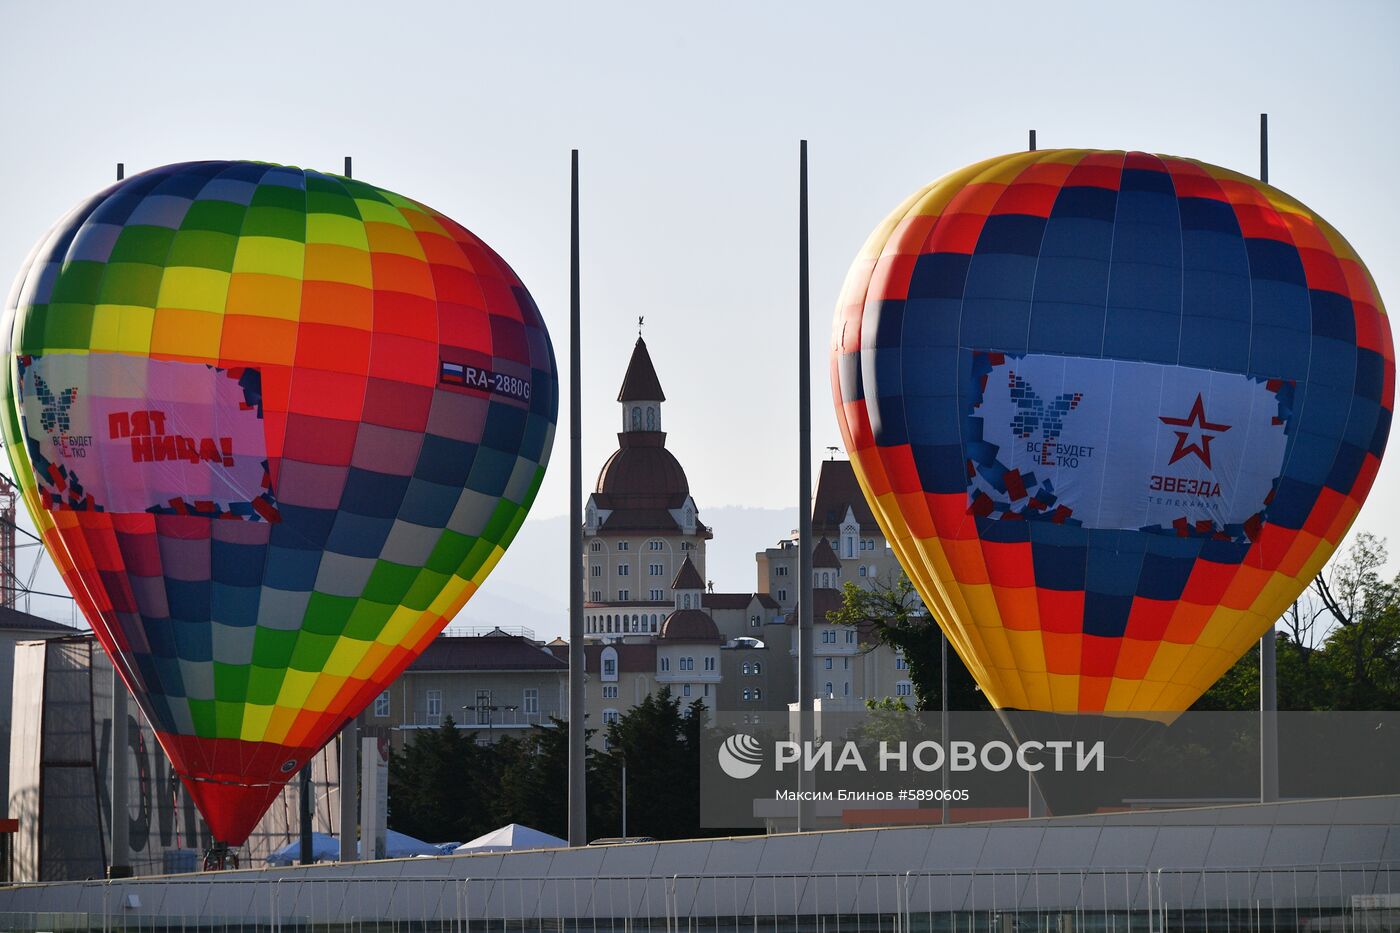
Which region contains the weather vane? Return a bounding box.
[638,315,645,336]
[826,446,839,460]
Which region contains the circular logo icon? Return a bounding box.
[280,758,299,773]
[718,733,764,780]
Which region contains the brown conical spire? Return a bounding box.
[671,555,705,590]
[618,337,666,402]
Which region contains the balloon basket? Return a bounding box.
[202,842,240,872]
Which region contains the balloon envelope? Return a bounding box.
[3,161,557,843]
[832,150,1393,715]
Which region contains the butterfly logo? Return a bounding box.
[1007,371,1082,464]
[34,374,79,436]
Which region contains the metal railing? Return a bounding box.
[0,861,1392,931]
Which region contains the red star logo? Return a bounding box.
[1159,394,1231,468]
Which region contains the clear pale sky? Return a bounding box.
[2,0,1397,623]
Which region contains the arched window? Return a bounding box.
[753,688,762,700]
[753,661,762,675]
[859,566,867,577]
[683,593,692,609]
[631,406,641,428]
[646,407,656,430]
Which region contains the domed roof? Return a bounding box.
[594,432,690,509]
[659,609,721,642]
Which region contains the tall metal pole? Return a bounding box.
[797,139,815,832]
[940,630,949,826]
[1028,129,1037,152]
[1258,112,1280,805]
[299,765,313,864]
[620,760,627,839]
[567,149,588,846]
[338,155,361,863]
[106,162,133,882]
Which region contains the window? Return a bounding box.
[825,658,833,670]
[843,682,850,696]
[683,685,692,698]
[475,689,491,725]
[660,657,670,672]
[617,541,629,551]
[649,540,663,551]
[752,661,762,675]
[777,589,787,602]
[646,407,656,430]
[618,589,629,600]
[681,542,694,551]
[602,685,618,699]
[776,566,789,576]
[649,588,664,601]
[603,708,620,724]
[752,687,762,701]
[591,590,601,602]
[603,658,617,676]
[845,630,856,644]
[680,657,694,671]
[859,566,867,577]
[426,690,442,725]
[591,541,602,552]
[704,657,715,671]
[896,681,913,697]
[591,565,601,577]
[822,630,836,644]
[860,539,869,551]
[896,653,908,670]
[617,564,629,576]
[374,691,390,718]
[750,614,760,628]
[649,563,663,576]
[825,683,833,698]
[631,406,641,428]
[683,593,692,609]
[523,688,539,714]
[843,657,849,670]
[742,688,753,701]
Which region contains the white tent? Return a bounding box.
[364,829,442,859]
[266,832,339,866]
[453,823,567,854]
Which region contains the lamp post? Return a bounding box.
[461,692,518,745]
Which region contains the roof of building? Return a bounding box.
[756,594,781,610]
[784,588,846,625]
[548,641,658,672]
[659,608,722,642]
[702,592,756,610]
[671,556,705,590]
[811,459,879,537]
[409,631,567,672]
[617,337,666,402]
[0,606,82,635]
[597,507,683,533]
[813,537,842,569]
[594,432,692,511]
[585,600,672,609]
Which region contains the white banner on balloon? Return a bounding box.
[967,352,1290,538]
[17,353,272,518]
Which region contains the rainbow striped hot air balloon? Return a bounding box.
[832,150,1393,716]
[3,161,557,845]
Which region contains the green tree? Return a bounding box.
[592,688,704,840]
[828,576,988,711]
[387,716,500,843]
[492,718,603,840]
